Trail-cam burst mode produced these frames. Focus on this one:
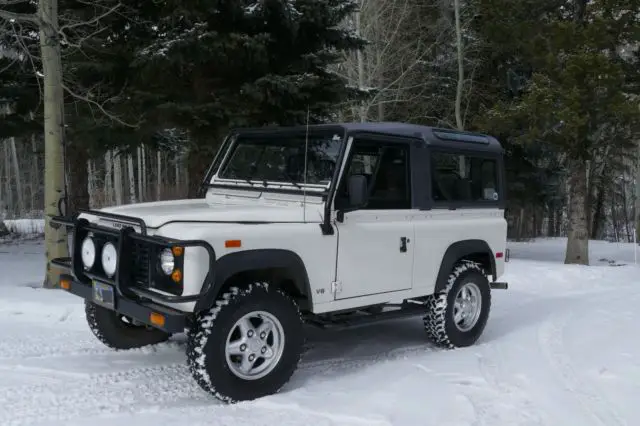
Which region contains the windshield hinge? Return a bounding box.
[331,281,342,295]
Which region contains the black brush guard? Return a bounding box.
[49,209,216,332]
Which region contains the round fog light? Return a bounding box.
[159,248,175,275]
[101,242,118,277]
[81,237,96,269]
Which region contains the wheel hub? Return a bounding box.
[247,336,263,353]
[453,282,482,332]
[224,311,285,380]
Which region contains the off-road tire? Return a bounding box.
[85,301,171,350]
[186,282,305,403]
[423,261,491,348]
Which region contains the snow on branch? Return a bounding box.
[137,21,208,58]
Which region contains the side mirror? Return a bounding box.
[348,174,368,208]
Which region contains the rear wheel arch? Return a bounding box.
[194,249,313,312]
[434,240,496,294]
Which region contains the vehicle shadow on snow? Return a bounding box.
[162,292,578,397]
[285,292,582,391]
[167,315,432,394]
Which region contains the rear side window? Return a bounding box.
[431,151,500,205]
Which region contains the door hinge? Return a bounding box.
[331,281,342,294]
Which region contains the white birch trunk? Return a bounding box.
[31,133,39,212]
[635,141,640,244]
[184,162,189,196]
[3,141,13,214]
[175,159,180,194]
[454,0,464,130]
[104,151,112,206]
[113,151,123,205]
[136,146,143,201]
[127,153,136,204]
[141,144,147,199]
[87,160,95,208]
[156,150,162,201]
[565,160,590,265]
[39,0,70,288]
[355,4,367,122]
[9,137,24,215]
[0,145,4,215]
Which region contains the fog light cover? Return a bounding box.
[81,236,96,269]
[101,242,118,277]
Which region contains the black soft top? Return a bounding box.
[233,121,503,154]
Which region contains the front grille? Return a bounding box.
[131,240,151,287]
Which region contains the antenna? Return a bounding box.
[302,106,310,223]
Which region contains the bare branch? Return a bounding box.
[58,24,109,49]
[61,83,140,128]
[0,56,19,74]
[0,9,38,25]
[0,0,32,5]
[60,2,121,32]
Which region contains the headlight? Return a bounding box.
[159,248,175,275]
[81,237,96,269]
[101,242,118,277]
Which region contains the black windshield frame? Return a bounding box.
[202,127,348,197]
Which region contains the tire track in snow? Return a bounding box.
[537,292,631,426]
[0,339,434,426]
[475,351,546,425]
[251,400,392,426]
[424,365,486,426]
[0,363,205,426]
[0,331,99,359]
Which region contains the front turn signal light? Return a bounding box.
[150,312,165,327]
[171,269,182,283]
[60,278,71,290]
[172,246,184,257]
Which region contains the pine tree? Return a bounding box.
[474,0,640,264]
[128,0,366,195]
[0,1,42,140]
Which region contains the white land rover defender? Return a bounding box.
[51,122,508,403]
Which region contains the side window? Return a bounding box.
[431,151,499,204]
[335,139,411,210]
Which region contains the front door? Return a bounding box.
[333,137,415,300]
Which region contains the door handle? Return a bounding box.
[400,237,410,253]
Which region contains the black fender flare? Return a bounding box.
[434,240,496,293]
[194,249,312,312]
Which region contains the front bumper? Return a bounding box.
[58,272,188,333]
[49,209,216,333]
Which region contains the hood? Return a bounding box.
[90,198,322,229]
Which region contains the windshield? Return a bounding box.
[216,132,343,187]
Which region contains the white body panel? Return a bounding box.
[411,209,507,293]
[80,187,507,315]
[334,209,415,299]
[96,190,326,228]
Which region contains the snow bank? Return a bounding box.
[3,218,45,236]
[509,237,638,266]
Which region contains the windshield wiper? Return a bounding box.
[282,171,302,189]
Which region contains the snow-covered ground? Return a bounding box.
[1,236,639,426]
[3,219,45,236]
